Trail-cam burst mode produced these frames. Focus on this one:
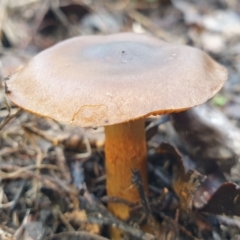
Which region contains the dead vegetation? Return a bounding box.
[1,0,240,239]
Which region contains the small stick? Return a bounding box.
[131,169,160,238]
[127,9,176,42]
[0,105,22,132]
[8,180,26,212]
[0,164,59,179]
[55,146,71,183]
[58,209,75,231]
[88,215,156,240]
[44,231,109,240]
[101,196,135,207]
[131,169,151,217]
[80,188,156,240]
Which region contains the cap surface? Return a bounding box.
[6,33,227,127]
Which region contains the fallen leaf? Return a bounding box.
[200,182,240,216]
[157,143,206,211]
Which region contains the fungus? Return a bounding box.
[6,33,227,238]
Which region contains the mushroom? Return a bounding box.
[5,33,227,235]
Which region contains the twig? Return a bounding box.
[74,135,92,159]
[0,181,24,210]
[0,107,22,132]
[132,169,152,217]
[0,186,8,208]
[23,129,45,202]
[13,209,30,239]
[22,124,58,145]
[81,189,156,240]
[159,212,200,240]
[44,231,110,240]
[87,215,156,240]
[22,1,49,50]
[22,124,92,158]
[131,187,170,213]
[55,146,71,183]
[131,169,160,237]
[127,9,176,42]
[49,170,77,194]
[58,209,75,231]
[0,164,59,179]
[0,228,16,240]
[49,0,80,36]
[0,147,20,157]
[0,163,78,194]
[101,196,135,207]
[0,224,15,235]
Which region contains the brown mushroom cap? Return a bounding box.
[6,33,227,127]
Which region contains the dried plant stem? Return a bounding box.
[0,108,22,132]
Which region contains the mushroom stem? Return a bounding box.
[105,118,147,220]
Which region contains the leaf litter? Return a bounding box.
[1,0,240,239]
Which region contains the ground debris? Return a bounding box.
[44,231,110,240]
[156,143,206,211]
[1,0,240,239]
[200,182,240,216]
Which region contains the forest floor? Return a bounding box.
[1,0,240,239]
